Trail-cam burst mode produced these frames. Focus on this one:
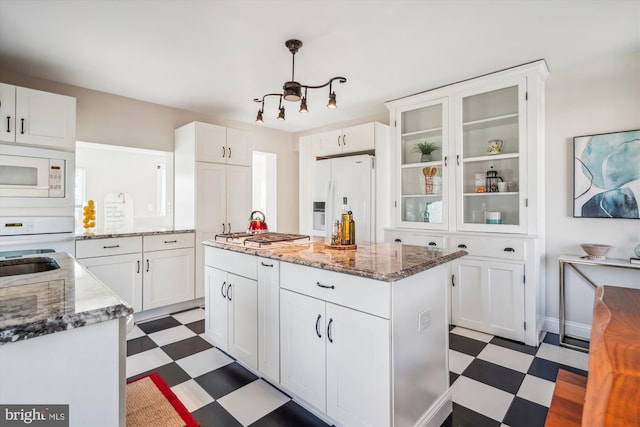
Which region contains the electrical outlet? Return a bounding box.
[418,309,431,332]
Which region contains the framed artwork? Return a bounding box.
[573,129,640,219]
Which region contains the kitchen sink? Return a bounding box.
[0,257,61,277]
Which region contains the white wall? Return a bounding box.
[544,51,640,335]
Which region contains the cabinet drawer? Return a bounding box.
[280,262,390,318]
[448,236,526,260]
[76,236,142,258]
[204,247,257,280]
[385,230,445,248]
[144,233,194,252]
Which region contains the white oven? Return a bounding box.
[0,144,74,211]
[0,216,75,258]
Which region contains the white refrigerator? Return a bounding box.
[311,154,375,242]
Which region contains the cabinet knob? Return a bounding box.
[457,244,467,249]
[504,247,515,252]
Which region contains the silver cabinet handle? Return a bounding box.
[316,281,335,289]
[164,240,177,244]
[103,245,120,249]
[315,314,322,338]
[146,259,150,272]
[221,281,226,298]
[261,261,274,267]
[327,318,334,343]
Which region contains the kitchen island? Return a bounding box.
[0,252,132,427]
[202,238,467,427]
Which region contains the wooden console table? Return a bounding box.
[558,255,640,351]
[546,285,640,427]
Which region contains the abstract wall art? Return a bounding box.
[573,129,640,219]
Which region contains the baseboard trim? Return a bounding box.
[134,298,204,323]
[544,316,591,340]
[415,389,452,427]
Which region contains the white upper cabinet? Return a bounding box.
[188,121,252,166]
[386,61,548,235]
[313,123,375,157]
[0,83,76,151]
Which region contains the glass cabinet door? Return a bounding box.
[456,80,526,232]
[397,98,449,230]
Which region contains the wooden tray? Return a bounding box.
[325,243,357,250]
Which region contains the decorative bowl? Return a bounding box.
[580,243,612,259]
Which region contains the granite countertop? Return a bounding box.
[203,238,468,282]
[0,252,133,345]
[75,226,194,240]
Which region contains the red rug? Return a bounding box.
[126,372,199,427]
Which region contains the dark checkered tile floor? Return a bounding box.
[127,308,589,427]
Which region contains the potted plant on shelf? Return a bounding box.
[413,141,440,162]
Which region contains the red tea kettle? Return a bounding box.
[247,210,269,233]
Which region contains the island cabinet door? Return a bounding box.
[205,266,229,350]
[228,272,258,369]
[280,289,327,411]
[326,302,391,427]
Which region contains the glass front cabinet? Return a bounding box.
[385,61,548,346]
[387,61,548,236]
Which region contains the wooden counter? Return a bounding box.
[583,285,640,426]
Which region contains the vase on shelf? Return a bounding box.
[420,154,432,162]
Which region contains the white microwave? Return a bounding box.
[0,153,66,197]
[0,145,74,210]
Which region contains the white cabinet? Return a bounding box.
[0,83,76,150]
[175,121,253,298]
[257,257,280,382]
[451,258,525,341]
[385,61,548,345]
[313,122,376,157]
[76,236,144,312]
[76,233,195,313]
[142,233,195,310]
[279,263,391,427]
[280,289,390,427]
[204,247,258,369]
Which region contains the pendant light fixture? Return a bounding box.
[254,39,346,122]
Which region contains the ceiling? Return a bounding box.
[0,0,638,133]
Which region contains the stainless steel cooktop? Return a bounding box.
[214,232,311,248]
